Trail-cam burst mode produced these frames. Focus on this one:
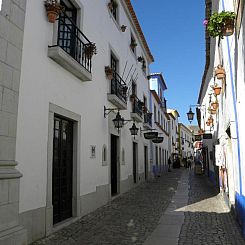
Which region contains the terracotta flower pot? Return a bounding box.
[45,2,64,23]
[105,66,113,80]
[222,19,235,36]
[210,109,217,114]
[206,121,211,126]
[215,67,226,79]
[213,86,222,95]
[211,102,219,110]
[208,118,214,124]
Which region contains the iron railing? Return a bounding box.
[50,12,93,73]
[131,95,143,117]
[111,72,127,104]
[144,110,152,126]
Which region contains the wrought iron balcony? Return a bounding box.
[107,71,127,110]
[130,95,143,122]
[48,12,93,81]
[143,108,152,127]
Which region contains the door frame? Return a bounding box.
[46,103,81,235]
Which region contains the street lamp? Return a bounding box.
[186,104,205,124]
[187,108,194,123]
[112,111,125,132]
[129,123,139,139]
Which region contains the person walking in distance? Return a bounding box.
[168,156,172,172]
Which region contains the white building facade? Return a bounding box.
[11,0,155,243]
[199,0,245,237]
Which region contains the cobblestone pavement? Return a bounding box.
[32,169,182,245]
[178,171,245,245]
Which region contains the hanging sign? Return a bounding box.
[144,132,158,140]
[152,137,164,143]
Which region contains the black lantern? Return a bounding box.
[129,123,139,139]
[112,112,124,132]
[187,108,194,123]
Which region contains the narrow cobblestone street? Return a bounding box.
[32,169,245,245]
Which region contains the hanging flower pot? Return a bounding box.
[130,41,137,49]
[222,18,235,36]
[105,66,113,80]
[210,108,217,114]
[206,121,211,126]
[213,86,222,95]
[44,0,64,23]
[215,66,226,79]
[206,11,236,38]
[208,117,214,125]
[211,101,219,110]
[121,25,127,32]
[84,43,97,58]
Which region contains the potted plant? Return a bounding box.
[208,117,214,125]
[215,65,226,79]
[84,42,97,58]
[205,11,236,38]
[206,120,211,126]
[130,40,137,49]
[105,66,113,80]
[121,25,127,32]
[212,84,222,95]
[211,101,219,110]
[44,0,64,23]
[137,56,143,62]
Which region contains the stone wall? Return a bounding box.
[0,0,27,244]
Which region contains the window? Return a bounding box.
[130,35,137,54]
[59,0,78,58]
[142,57,146,74]
[102,145,107,166]
[154,105,157,122]
[111,53,118,73]
[132,81,137,95]
[109,0,118,21]
[158,111,160,123]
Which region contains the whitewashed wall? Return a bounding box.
[16,0,152,213]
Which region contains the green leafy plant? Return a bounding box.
[205,11,236,38]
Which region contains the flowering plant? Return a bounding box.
[206,11,236,38]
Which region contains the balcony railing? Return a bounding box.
[143,108,152,126]
[131,95,143,117]
[50,12,92,73]
[111,72,127,104]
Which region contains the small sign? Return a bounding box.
[90,145,96,158]
[195,135,202,141]
[203,133,212,139]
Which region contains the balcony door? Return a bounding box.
[59,0,78,59]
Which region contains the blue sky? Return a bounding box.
[131,0,205,125]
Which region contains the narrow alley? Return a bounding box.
[32,168,244,245]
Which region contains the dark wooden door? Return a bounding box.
[52,116,73,224]
[111,135,118,195]
[133,142,137,183]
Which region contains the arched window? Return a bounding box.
[102,145,107,166]
[121,148,125,165]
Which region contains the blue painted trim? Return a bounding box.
[221,0,242,194]
[209,170,216,185]
[235,192,245,237]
